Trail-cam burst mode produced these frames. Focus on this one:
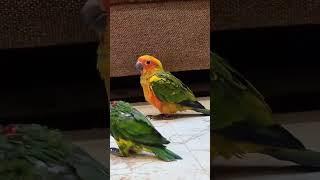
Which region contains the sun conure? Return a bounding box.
[0,124,109,180]
[110,101,182,161]
[212,51,320,168]
[136,55,210,116]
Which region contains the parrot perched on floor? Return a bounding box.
[211,52,320,168]
[81,0,109,99]
[0,124,109,180]
[110,101,182,161]
[135,55,210,116]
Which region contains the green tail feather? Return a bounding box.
[179,100,210,116]
[147,146,182,162]
[192,108,210,116]
[263,148,320,168]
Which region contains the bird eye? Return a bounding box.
[146,61,151,64]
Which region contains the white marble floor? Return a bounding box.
[65,102,320,180]
[110,98,210,180]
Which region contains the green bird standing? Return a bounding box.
[97,32,109,100]
[212,52,320,168]
[0,124,109,180]
[110,101,182,161]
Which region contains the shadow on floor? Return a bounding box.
[149,113,209,120]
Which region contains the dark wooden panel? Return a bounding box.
[110,70,210,102]
[0,43,108,130]
[212,25,320,112]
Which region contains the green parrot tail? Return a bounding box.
[263,148,320,169]
[192,108,210,116]
[179,100,210,116]
[147,146,182,162]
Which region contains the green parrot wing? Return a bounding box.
[211,52,274,129]
[97,37,108,82]
[97,34,109,99]
[0,124,109,180]
[211,52,304,150]
[211,53,320,168]
[150,71,197,104]
[212,52,271,112]
[112,103,170,146]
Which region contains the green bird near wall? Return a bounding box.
[0,124,109,180]
[211,52,320,168]
[110,101,182,162]
[97,33,109,100]
[81,0,109,100]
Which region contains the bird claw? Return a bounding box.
[146,114,173,120]
[151,114,174,120]
[146,115,155,119]
[161,114,172,119]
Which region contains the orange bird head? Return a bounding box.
[135,55,164,75]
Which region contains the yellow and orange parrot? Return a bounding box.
[135,55,210,116]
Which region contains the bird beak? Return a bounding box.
[135,61,143,73]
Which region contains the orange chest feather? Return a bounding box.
[141,82,163,110]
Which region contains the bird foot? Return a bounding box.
[148,114,174,120]
[146,115,154,119]
[160,114,173,119]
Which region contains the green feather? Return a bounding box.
[111,101,170,146]
[211,52,320,168]
[146,146,182,162]
[110,101,181,161]
[150,71,210,115]
[211,52,273,129]
[97,33,109,101]
[0,124,109,180]
[151,72,196,103]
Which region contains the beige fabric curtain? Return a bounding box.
[111,0,195,5]
[110,0,210,77]
[0,0,97,49]
[211,0,320,31]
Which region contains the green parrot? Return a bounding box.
[97,33,109,100]
[110,101,182,161]
[81,0,109,100]
[211,51,320,168]
[0,124,109,180]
